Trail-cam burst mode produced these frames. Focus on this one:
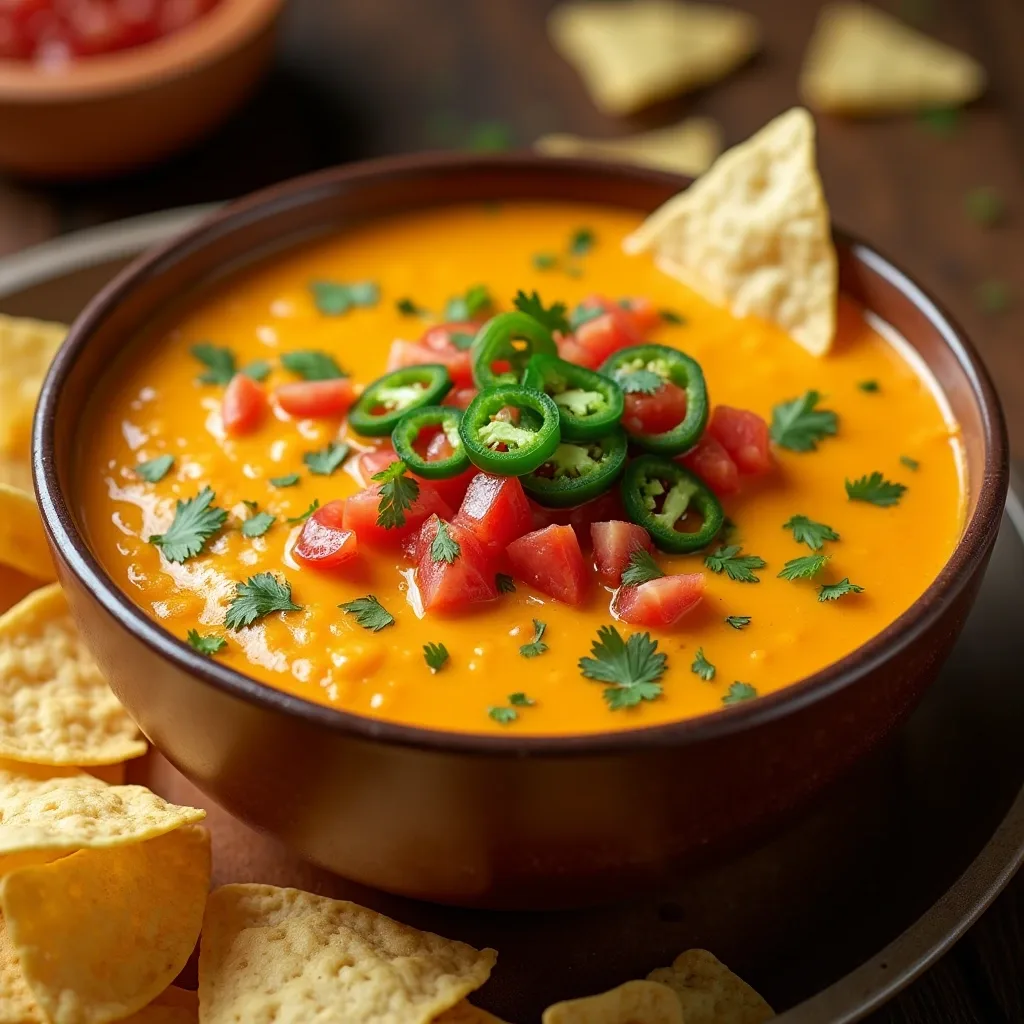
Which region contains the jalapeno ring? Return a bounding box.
[521,429,628,508]
[391,405,470,480]
[521,352,625,442]
[459,384,561,475]
[348,364,452,436]
[470,312,558,390]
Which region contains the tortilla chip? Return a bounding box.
[0,915,43,1024]
[199,883,497,1024]
[434,1002,508,1023]
[800,3,985,116]
[0,566,42,618]
[150,987,199,1013]
[0,766,205,876]
[0,583,147,766]
[543,980,682,1024]
[0,484,55,583]
[1,825,210,1024]
[120,1007,195,1024]
[623,107,837,356]
[648,950,774,1023]
[535,119,722,177]
[0,314,66,493]
[548,1,759,115]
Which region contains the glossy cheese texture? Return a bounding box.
[78,203,966,735]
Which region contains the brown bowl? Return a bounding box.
[0,0,282,179]
[33,155,1009,908]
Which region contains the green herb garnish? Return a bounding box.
[269,473,300,488]
[579,625,667,710]
[659,309,686,325]
[430,520,461,564]
[900,455,920,471]
[513,289,570,334]
[280,350,346,381]
[509,692,535,706]
[691,648,715,681]
[225,573,301,629]
[242,360,272,382]
[618,369,663,395]
[190,343,236,385]
[519,619,549,658]
[778,554,830,581]
[704,545,766,583]
[449,331,476,351]
[620,549,664,586]
[186,630,227,656]
[725,615,751,630]
[569,227,595,257]
[396,297,428,317]
[286,499,319,524]
[532,252,558,271]
[310,280,379,316]
[818,579,865,602]
[303,441,350,476]
[846,472,906,507]
[783,515,839,551]
[569,302,603,331]
[135,454,174,483]
[444,284,493,322]
[149,487,227,563]
[339,594,395,632]
[857,380,880,393]
[241,511,275,538]
[770,391,838,452]
[372,461,420,530]
[488,706,518,725]
[423,642,449,671]
[723,682,758,705]
[496,573,516,594]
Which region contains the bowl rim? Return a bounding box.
[33,151,1010,757]
[0,0,282,101]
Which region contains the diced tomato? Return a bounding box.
[574,308,640,365]
[416,516,497,613]
[507,524,589,606]
[680,435,740,496]
[556,334,602,369]
[275,379,356,419]
[707,406,773,475]
[613,573,705,628]
[358,445,398,484]
[419,432,476,508]
[443,387,478,410]
[591,521,655,587]
[343,482,453,545]
[623,381,689,435]
[292,500,358,570]
[221,373,267,437]
[579,295,660,339]
[386,321,478,389]
[529,489,627,543]
[454,474,533,552]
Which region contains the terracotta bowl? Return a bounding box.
[33,155,1009,908]
[0,0,282,179]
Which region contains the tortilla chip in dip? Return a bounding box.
[648,949,774,1023]
[800,3,985,116]
[624,107,837,356]
[543,980,683,1024]
[548,1,759,115]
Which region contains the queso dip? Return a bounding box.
[79,202,965,735]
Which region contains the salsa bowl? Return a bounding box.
[33,155,1008,908]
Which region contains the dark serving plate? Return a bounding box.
[3,209,1022,1020]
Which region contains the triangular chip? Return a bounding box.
[543,980,683,1024]
[800,3,985,115]
[647,950,774,1023]
[0,567,42,619]
[624,107,837,356]
[535,119,722,177]
[0,484,55,583]
[0,914,43,1024]
[1,825,210,1024]
[548,1,759,115]
[199,883,497,1024]
[0,584,147,766]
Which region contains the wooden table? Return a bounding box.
[1,0,1020,1019]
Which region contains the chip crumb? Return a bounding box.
[543,979,683,1024]
[647,949,774,1023]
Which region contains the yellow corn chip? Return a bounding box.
[548,0,757,115]
[0,583,147,766]
[624,107,837,356]
[434,1002,508,1023]
[0,484,55,583]
[150,988,198,1013]
[535,119,722,177]
[0,315,66,493]
[0,566,42,618]
[1,825,211,1024]
[647,949,774,1023]
[800,3,985,116]
[0,766,205,876]
[543,980,682,1024]
[0,758,124,786]
[0,914,43,1024]
[199,883,497,1024]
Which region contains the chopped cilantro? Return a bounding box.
[269,473,300,488]
[846,472,906,507]
[496,573,516,594]
[569,227,595,257]
[488,706,518,725]
[187,630,227,656]
[900,455,920,471]
[569,302,603,331]
[303,441,350,476]
[691,647,715,681]
[783,515,839,551]
[723,682,758,705]
[620,549,665,587]
[149,487,227,563]
[286,499,319,524]
[509,692,535,706]
[280,350,346,381]
[618,369,663,395]
[819,578,865,602]
[770,391,838,452]
[444,284,493,322]
[704,545,766,583]
[450,331,476,350]
[725,615,751,630]
[857,380,880,393]
[965,186,1005,227]
[396,297,428,317]
[977,279,1011,314]
[579,625,667,710]
[241,510,275,538]
[659,309,686,325]
[423,642,449,671]
[519,619,549,658]
[242,360,272,382]
[532,252,558,271]
[430,520,461,564]
[339,594,395,632]
[372,461,420,530]
[225,572,301,629]
[135,454,174,483]
[310,280,379,316]
[190,343,236,385]
[512,289,570,334]
[778,553,830,581]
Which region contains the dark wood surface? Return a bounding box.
[1,0,1020,1019]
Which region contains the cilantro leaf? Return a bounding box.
[149,487,227,563]
[372,461,420,529]
[241,510,275,538]
[659,309,686,325]
[225,572,301,629]
[519,619,549,658]
[532,252,558,271]
[339,594,395,632]
[310,279,379,316]
[783,514,839,550]
[280,350,346,381]
[423,642,449,671]
[778,554,830,581]
[704,545,766,583]
[489,706,518,725]
[269,473,300,488]
[430,520,461,564]
[770,391,838,452]
[449,331,476,351]
[691,647,715,681]
[496,573,516,594]
[579,625,667,710]
[187,630,227,656]
[857,380,880,393]
[509,692,535,706]
[286,499,319,524]
[303,441,350,476]
[617,369,663,395]
[620,550,665,587]
[190,343,236,385]
[818,578,865,602]
[569,302,603,331]
[900,455,920,471]
[846,472,906,507]
[444,284,493,322]
[136,454,174,483]
[512,289,570,335]
[396,297,428,317]
[242,360,272,382]
[725,615,751,630]
[569,227,595,257]
[723,682,758,705]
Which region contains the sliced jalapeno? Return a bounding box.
[470,312,558,389]
[521,429,628,508]
[391,405,470,480]
[621,454,724,554]
[459,384,561,475]
[600,343,708,455]
[521,352,625,442]
[348,364,452,436]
